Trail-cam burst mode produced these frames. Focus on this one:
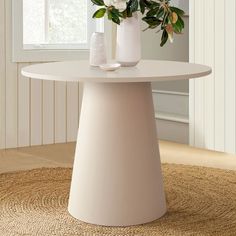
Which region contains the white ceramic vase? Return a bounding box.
[90,32,107,66]
[116,13,141,67]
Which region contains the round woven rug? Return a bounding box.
[0,164,236,236]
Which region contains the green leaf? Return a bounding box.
[92,8,106,18]
[177,15,185,28]
[122,10,128,18]
[148,1,160,8]
[126,7,132,17]
[139,0,146,14]
[126,0,136,17]
[173,17,184,33]
[111,10,121,24]
[142,16,161,29]
[146,7,159,17]
[172,22,181,33]
[139,0,154,9]
[112,7,123,17]
[160,30,168,47]
[130,0,139,12]
[91,0,104,6]
[156,8,164,18]
[107,10,112,20]
[170,7,185,16]
[111,15,120,24]
[106,7,121,24]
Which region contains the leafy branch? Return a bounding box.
[91,0,185,47]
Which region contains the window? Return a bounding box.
[12,0,106,62]
[23,0,90,49]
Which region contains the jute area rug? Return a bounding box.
[0,164,236,236]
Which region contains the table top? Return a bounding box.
[22,60,211,83]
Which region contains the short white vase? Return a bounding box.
[90,32,107,66]
[116,13,141,67]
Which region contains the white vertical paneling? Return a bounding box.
[0,0,6,149]
[225,0,236,153]
[0,1,86,149]
[67,82,79,142]
[189,0,195,146]
[43,80,54,144]
[204,0,215,150]
[55,82,66,143]
[190,0,236,154]
[31,78,43,146]
[18,63,30,147]
[5,0,18,148]
[193,0,205,148]
[214,1,225,152]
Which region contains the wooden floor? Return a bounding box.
[0,141,236,174]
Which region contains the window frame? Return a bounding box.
[12,0,108,62]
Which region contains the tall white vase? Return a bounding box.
[116,13,141,67]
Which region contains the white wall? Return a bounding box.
[189,0,236,154]
[0,0,80,149]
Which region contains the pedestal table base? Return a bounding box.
[68,82,166,226]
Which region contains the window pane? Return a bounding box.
[23,0,88,45]
[23,0,45,44]
[48,0,87,44]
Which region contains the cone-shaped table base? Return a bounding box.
[68,82,166,226]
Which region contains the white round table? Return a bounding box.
[22,60,211,227]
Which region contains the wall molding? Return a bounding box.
[152,89,189,117]
[152,89,189,97]
[155,112,189,124]
[152,89,189,144]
